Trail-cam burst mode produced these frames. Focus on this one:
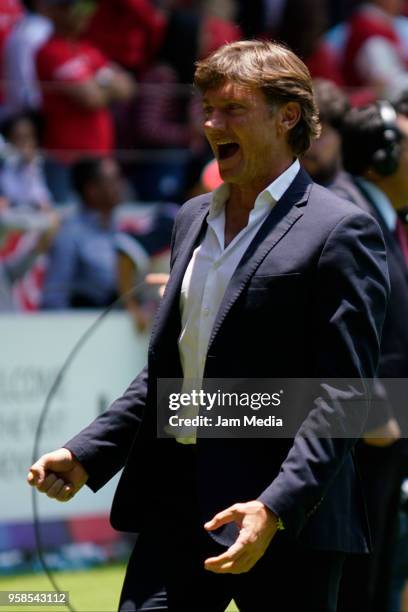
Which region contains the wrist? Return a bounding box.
[261,504,285,531]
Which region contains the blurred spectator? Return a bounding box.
[36,0,136,202]
[237,0,343,84]
[42,157,123,309]
[83,0,166,74]
[342,0,408,99]
[327,0,361,28]
[187,156,221,197]
[0,113,52,208]
[0,0,24,102]
[0,198,59,310]
[236,0,286,38]
[115,201,177,329]
[0,0,23,47]
[203,0,236,21]
[0,109,59,310]
[302,78,350,186]
[305,84,408,612]
[386,90,408,612]
[132,9,240,201]
[334,102,408,612]
[2,0,52,118]
[276,0,344,84]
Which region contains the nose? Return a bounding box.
[204,108,226,131]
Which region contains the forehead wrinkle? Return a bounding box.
[203,82,258,102]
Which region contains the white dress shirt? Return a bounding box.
[175,159,300,443]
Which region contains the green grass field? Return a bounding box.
[0,565,238,611]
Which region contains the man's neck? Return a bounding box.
[223,158,295,247]
[227,159,295,213]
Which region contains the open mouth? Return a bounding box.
[217,142,240,160]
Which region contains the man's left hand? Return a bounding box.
[204,501,278,574]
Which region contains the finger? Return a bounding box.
[29,451,71,485]
[36,473,58,493]
[204,506,242,530]
[204,540,245,567]
[27,471,37,486]
[205,549,249,573]
[222,559,254,575]
[216,554,252,575]
[46,478,66,499]
[28,462,47,486]
[55,484,75,503]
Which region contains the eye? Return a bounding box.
[203,106,213,117]
[227,103,245,113]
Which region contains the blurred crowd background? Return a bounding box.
[2,2,408,611]
[2,0,408,326]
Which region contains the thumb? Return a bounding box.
[204,506,242,531]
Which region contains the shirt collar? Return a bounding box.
[208,158,300,220]
[356,177,397,231]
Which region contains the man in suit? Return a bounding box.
[303,83,408,611]
[27,41,389,611]
[333,103,408,612]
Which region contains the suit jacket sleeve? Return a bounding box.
[330,177,394,429]
[64,366,148,492]
[257,211,390,536]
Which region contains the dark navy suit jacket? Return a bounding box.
[65,168,389,553]
[331,171,408,439]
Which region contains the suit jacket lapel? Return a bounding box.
[377,214,408,278]
[149,199,210,350]
[207,169,312,352]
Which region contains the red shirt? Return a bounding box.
[342,9,405,87]
[36,35,114,161]
[83,0,165,73]
[306,42,344,86]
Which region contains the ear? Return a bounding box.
[278,102,301,134]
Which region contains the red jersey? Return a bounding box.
[36,35,114,161]
[83,0,165,73]
[306,41,344,86]
[342,9,406,87]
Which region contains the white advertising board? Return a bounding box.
[0,312,148,524]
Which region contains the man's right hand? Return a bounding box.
[27,448,88,502]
